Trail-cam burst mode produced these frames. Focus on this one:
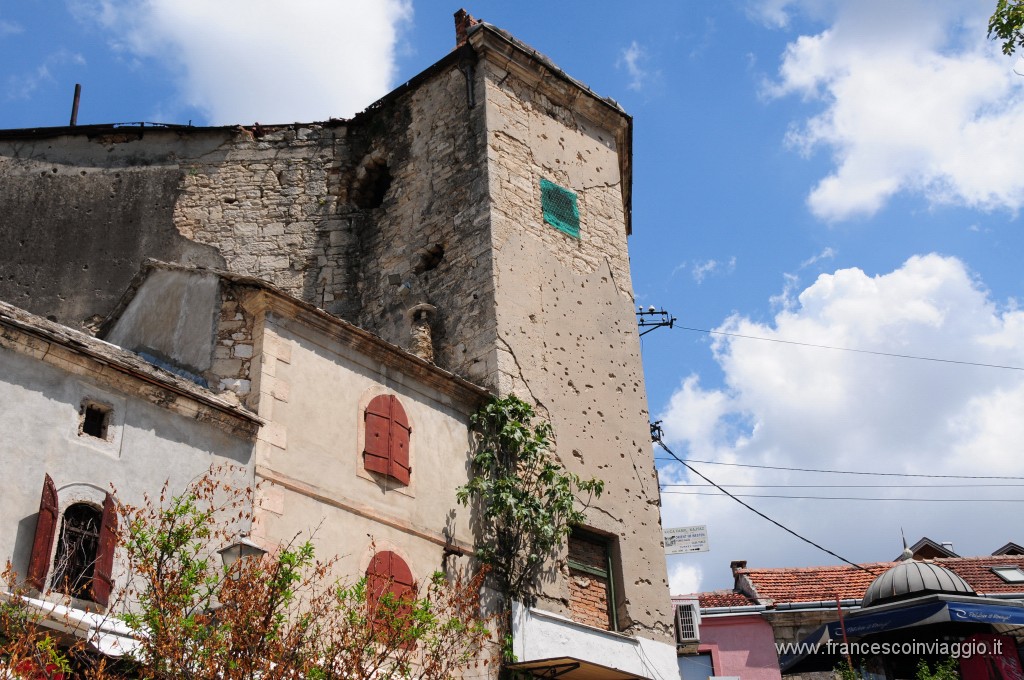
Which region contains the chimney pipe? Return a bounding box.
[454,9,479,48]
[70,83,81,126]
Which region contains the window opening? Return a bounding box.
[365,551,415,642]
[567,529,617,631]
[51,503,102,600]
[352,161,392,210]
[80,401,111,440]
[363,395,412,485]
[992,566,1024,583]
[540,178,580,239]
[678,652,714,680]
[414,243,445,274]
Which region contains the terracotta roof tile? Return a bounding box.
[937,555,1024,595]
[697,590,758,608]
[738,562,896,604]
[738,555,1024,606]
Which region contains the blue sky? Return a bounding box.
[3,0,1024,593]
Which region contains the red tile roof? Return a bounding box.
[736,556,1024,606]
[937,555,1024,595]
[697,590,758,608]
[738,562,892,604]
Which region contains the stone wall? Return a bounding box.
[0,22,674,648]
[0,50,497,384]
[474,33,673,644]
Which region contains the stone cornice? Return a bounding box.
[0,301,261,441]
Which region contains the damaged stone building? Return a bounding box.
[0,11,677,678]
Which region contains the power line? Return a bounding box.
[677,325,1024,372]
[661,482,1024,489]
[651,427,877,574]
[661,491,1023,502]
[663,457,1024,481]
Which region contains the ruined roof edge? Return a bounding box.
[104,260,493,409]
[0,299,262,433]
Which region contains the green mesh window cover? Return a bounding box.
[540,178,580,239]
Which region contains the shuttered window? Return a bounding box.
[540,178,580,239]
[365,551,415,642]
[27,474,58,591]
[363,395,412,485]
[27,474,117,607]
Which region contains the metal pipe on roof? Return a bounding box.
[773,599,861,611]
[701,605,768,616]
[70,83,81,126]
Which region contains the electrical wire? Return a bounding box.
[677,325,1024,372]
[664,481,1024,488]
[653,435,877,574]
[661,491,1023,502]
[657,457,1024,480]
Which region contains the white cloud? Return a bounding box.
[618,41,649,92]
[0,20,23,36]
[659,254,1024,591]
[668,561,703,595]
[799,246,836,269]
[761,0,1024,221]
[679,257,738,284]
[5,50,86,101]
[71,0,412,124]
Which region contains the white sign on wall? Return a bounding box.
[664,525,709,554]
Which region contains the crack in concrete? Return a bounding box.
[495,331,550,422]
[603,256,631,303]
[580,179,621,192]
[586,503,621,525]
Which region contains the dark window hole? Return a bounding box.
[414,244,445,274]
[81,403,111,440]
[352,162,392,210]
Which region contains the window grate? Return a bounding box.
[540,178,579,239]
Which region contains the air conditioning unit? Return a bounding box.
[675,602,701,643]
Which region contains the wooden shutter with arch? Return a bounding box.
[92,492,118,607]
[365,550,415,636]
[363,395,412,485]
[27,474,58,591]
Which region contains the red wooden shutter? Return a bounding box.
[386,551,414,599]
[365,551,414,640]
[366,550,390,612]
[364,395,412,485]
[389,398,412,484]
[92,492,117,607]
[27,474,58,591]
[364,396,393,476]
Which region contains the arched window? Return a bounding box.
[51,503,101,599]
[27,475,117,606]
[363,395,411,485]
[365,550,415,639]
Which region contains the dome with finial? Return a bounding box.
[862,561,975,608]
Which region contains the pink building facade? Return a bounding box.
[675,593,782,680]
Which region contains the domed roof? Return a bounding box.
[862,561,975,607]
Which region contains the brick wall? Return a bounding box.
[568,532,612,630]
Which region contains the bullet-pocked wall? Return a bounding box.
[0,18,674,649]
[470,26,674,644]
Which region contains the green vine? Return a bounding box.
[457,395,604,661]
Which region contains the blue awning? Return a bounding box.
[779,596,1024,672]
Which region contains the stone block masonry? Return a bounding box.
[0,18,675,651]
[0,51,497,386]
